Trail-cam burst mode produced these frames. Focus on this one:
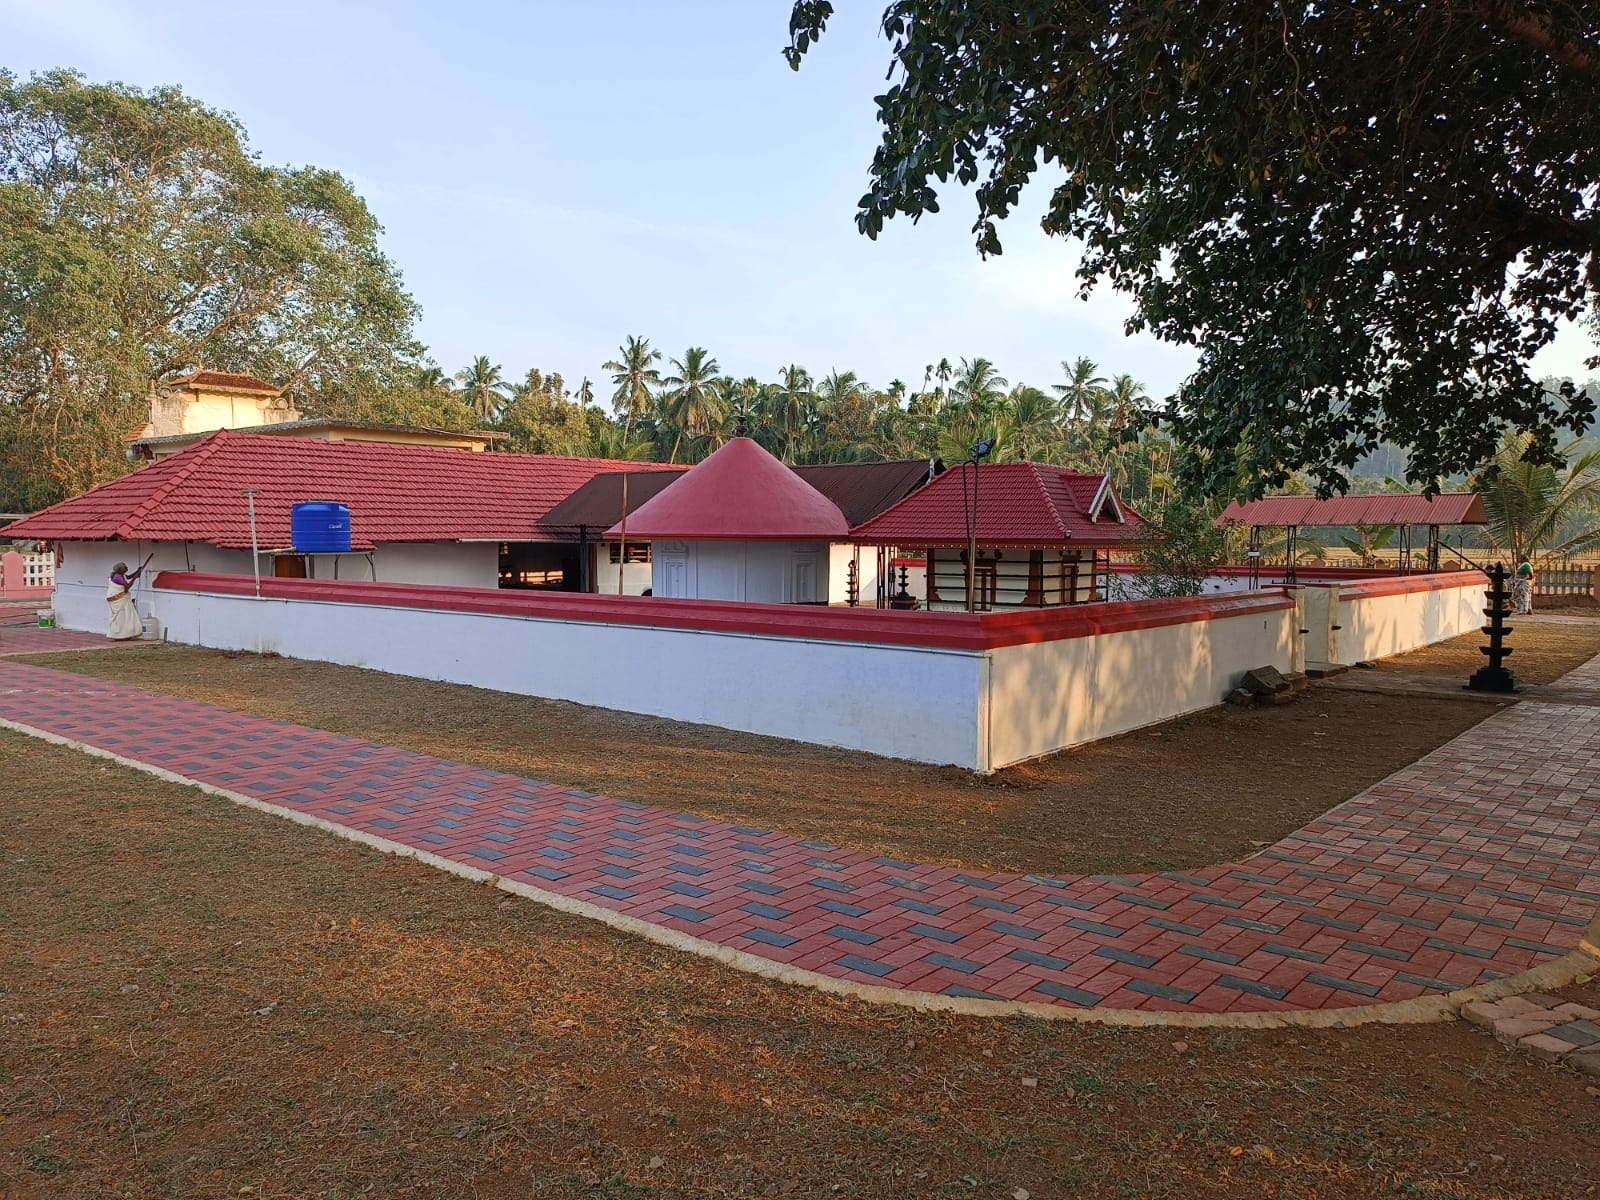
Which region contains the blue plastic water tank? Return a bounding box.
[290,501,352,553]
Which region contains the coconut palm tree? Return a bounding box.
[766,364,814,463]
[413,365,453,394]
[1471,431,1600,563]
[1001,384,1061,462]
[602,335,663,440]
[948,357,1008,422]
[1053,357,1108,458]
[455,356,508,421]
[660,348,727,464]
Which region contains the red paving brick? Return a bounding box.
[0,625,154,656]
[1,655,1598,1013]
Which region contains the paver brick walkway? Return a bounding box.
[0,623,152,656]
[3,656,1598,1014]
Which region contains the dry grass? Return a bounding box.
[21,643,1519,878]
[3,731,1598,1199]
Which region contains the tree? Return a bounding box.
[602,335,662,440]
[766,364,815,463]
[494,368,600,456]
[1113,499,1230,600]
[0,69,423,509]
[786,3,1600,496]
[1470,431,1600,563]
[455,356,508,422]
[660,348,726,463]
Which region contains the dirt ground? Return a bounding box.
[2,733,1597,1200]
[24,620,1600,877]
[1370,619,1600,686]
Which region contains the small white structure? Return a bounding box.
[604,438,851,604]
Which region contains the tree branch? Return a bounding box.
[1480,1,1600,75]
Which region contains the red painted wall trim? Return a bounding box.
[1335,570,1485,601]
[153,571,1295,652]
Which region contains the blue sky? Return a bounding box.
[4,0,1594,401]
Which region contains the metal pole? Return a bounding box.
[617,473,629,595]
[966,459,977,613]
[242,488,261,597]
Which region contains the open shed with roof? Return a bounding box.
[1216,493,1488,584]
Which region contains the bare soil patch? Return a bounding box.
[25,643,1517,878]
[2,732,1596,1200]
[1370,620,1600,686]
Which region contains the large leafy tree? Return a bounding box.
[0,69,423,509]
[786,2,1600,496]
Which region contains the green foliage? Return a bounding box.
[1114,499,1230,600]
[0,69,422,509]
[786,2,1600,496]
[1470,431,1600,562]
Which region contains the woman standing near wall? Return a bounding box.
[106,557,150,639]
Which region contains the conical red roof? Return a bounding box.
[604,438,849,540]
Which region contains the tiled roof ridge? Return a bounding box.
[117,431,234,538]
[1026,461,1075,540]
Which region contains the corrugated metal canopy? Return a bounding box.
[1216,493,1487,527]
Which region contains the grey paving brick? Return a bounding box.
[598,864,639,879]
[738,880,785,895]
[1261,942,1329,963]
[907,923,964,944]
[1394,971,1470,992]
[1177,944,1243,965]
[1221,916,1284,934]
[1117,892,1173,910]
[1126,980,1198,1003]
[740,903,791,921]
[1008,948,1074,971]
[524,865,566,881]
[810,878,857,893]
[1371,911,1440,930]
[1034,981,1103,1005]
[661,904,710,924]
[835,953,894,977]
[986,921,1043,941]
[744,928,797,948]
[1448,908,1516,930]
[820,900,870,918]
[590,885,635,901]
[1067,918,1125,938]
[828,925,880,946]
[664,882,710,899]
[1423,937,1496,959]
[1299,913,1362,932]
[1190,893,1246,909]
[1218,976,1289,1001]
[1307,973,1380,997]
[895,898,945,915]
[969,897,1021,913]
[952,874,1000,891]
[943,984,1003,1000]
[1344,940,1413,962]
[1093,946,1159,969]
[923,952,983,974]
[1147,917,1207,936]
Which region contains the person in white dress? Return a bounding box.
[106,559,147,640]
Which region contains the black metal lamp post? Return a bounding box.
[1467,562,1521,693]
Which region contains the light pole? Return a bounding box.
[242,488,262,597]
[962,439,995,613]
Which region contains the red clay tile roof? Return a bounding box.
[602,438,849,541]
[851,462,1147,547]
[164,370,283,393]
[1216,493,1487,527]
[7,431,667,550]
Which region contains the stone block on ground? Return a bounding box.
[1461,1000,1512,1029]
[1493,1016,1562,1045]
[1240,666,1290,696]
[1555,1002,1600,1021]
[1549,1020,1600,1047]
[1225,688,1254,707]
[1520,1033,1579,1063]
[1283,671,1310,693]
[1564,1049,1600,1079]
[1496,995,1552,1017]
